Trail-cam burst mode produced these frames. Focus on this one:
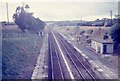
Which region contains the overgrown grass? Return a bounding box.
[2,29,43,79]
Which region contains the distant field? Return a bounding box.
[2,25,44,79]
[56,26,111,38]
[79,26,110,30]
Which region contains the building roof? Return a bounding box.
[91,38,113,44]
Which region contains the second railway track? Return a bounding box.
[48,30,104,80]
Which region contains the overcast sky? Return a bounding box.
[0,0,118,21]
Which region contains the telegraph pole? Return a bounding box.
[22,2,25,8]
[6,2,9,24]
[110,10,112,25]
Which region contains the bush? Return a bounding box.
[103,33,109,40]
[87,29,93,34]
[109,23,120,43]
[86,39,91,44]
[80,30,85,35]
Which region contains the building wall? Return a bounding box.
[0,23,2,27]
[91,41,96,49]
[91,41,103,53]
[106,44,113,53]
[0,22,2,31]
[91,40,113,54]
[96,42,103,53]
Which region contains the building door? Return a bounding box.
[97,46,101,53]
[103,45,107,54]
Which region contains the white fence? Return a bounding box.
[2,33,30,39]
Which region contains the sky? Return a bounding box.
[0,0,119,22]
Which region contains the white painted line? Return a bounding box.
[81,54,87,57]
[68,40,71,43]
[42,75,48,78]
[60,33,72,43]
[93,64,100,68]
[60,33,67,39]
[97,68,104,72]
[59,32,117,79]
[81,53,85,55]
[74,46,83,54]
[104,74,111,79]
[103,65,107,68]
[84,56,89,59]
[89,60,93,63]
[52,31,75,80]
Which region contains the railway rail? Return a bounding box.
[48,30,104,80]
[48,32,64,80]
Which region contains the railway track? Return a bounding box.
[48,32,64,80]
[56,32,104,80]
[58,33,104,78]
[48,30,103,80]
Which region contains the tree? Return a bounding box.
[13,5,46,33]
[109,16,120,53]
[110,23,120,43]
[25,4,30,10]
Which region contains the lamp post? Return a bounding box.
[6,2,9,24]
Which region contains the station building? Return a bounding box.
[91,38,113,54]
